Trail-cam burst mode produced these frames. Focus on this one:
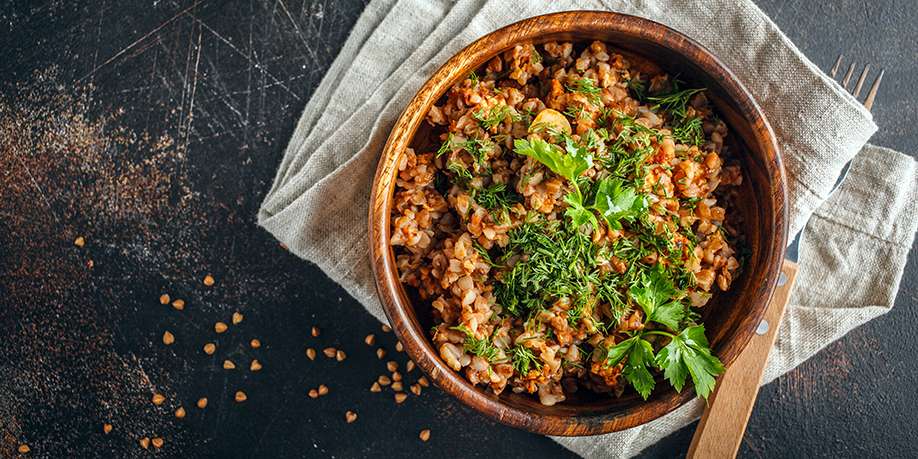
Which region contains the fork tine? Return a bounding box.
[830,54,843,78]
[862,69,884,112]
[852,64,870,97]
[842,63,856,89]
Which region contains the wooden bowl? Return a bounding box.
[369,11,787,436]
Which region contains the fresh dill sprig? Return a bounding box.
[626,77,647,101]
[495,219,597,316]
[511,345,542,375]
[451,325,501,362]
[472,182,520,224]
[563,104,590,120]
[468,70,480,86]
[473,105,519,131]
[648,86,705,122]
[447,160,474,184]
[671,116,704,147]
[459,138,496,168]
[472,182,519,211]
[436,133,454,157]
[566,77,602,105]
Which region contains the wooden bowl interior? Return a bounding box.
[372,12,786,435]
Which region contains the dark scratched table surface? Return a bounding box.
[1,1,916,457]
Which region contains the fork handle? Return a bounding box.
[687,261,798,459]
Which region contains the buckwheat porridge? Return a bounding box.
[390,40,743,405]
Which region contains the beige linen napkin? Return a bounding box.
[258,1,918,457]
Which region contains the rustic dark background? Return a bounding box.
[1,0,915,457]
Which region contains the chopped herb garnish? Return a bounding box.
[446,160,474,183]
[592,177,648,230]
[473,105,519,131]
[563,105,590,120]
[468,70,479,86]
[648,84,705,127]
[672,116,704,147]
[626,77,647,101]
[566,77,602,105]
[436,133,454,157]
[511,345,542,375]
[451,325,502,362]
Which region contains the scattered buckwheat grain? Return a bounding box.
[196,398,208,409]
[203,274,215,286]
[250,338,261,349]
[151,393,165,406]
[162,331,174,345]
[250,360,262,372]
[103,423,113,434]
[345,410,357,424]
[234,390,247,402]
[232,311,243,324]
[203,343,216,355]
[322,347,337,358]
[214,322,228,334]
[364,334,376,346]
[335,350,347,362]
[175,407,186,419]
[394,393,408,404]
[419,429,431,442]
[306,348,317,360]
[223,360,236,370]
[370,382,382,393]
[159,294,170,305]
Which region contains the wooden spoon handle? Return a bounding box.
[687,261,799,459]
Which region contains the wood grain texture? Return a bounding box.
[688,261,798,459]
[369,11,789,436]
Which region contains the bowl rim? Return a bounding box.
[369,10,787,436]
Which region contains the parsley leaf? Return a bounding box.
[564,191,599,230]
[513,138,592,183]
[655,325,724,399]
[650,300,686,331]
[604,335,639,368]
[603,335,657,400]
[629,266,678,320]
[623,338,656,400]
[591,178,647,230]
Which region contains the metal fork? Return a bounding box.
[829,55,884,111]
